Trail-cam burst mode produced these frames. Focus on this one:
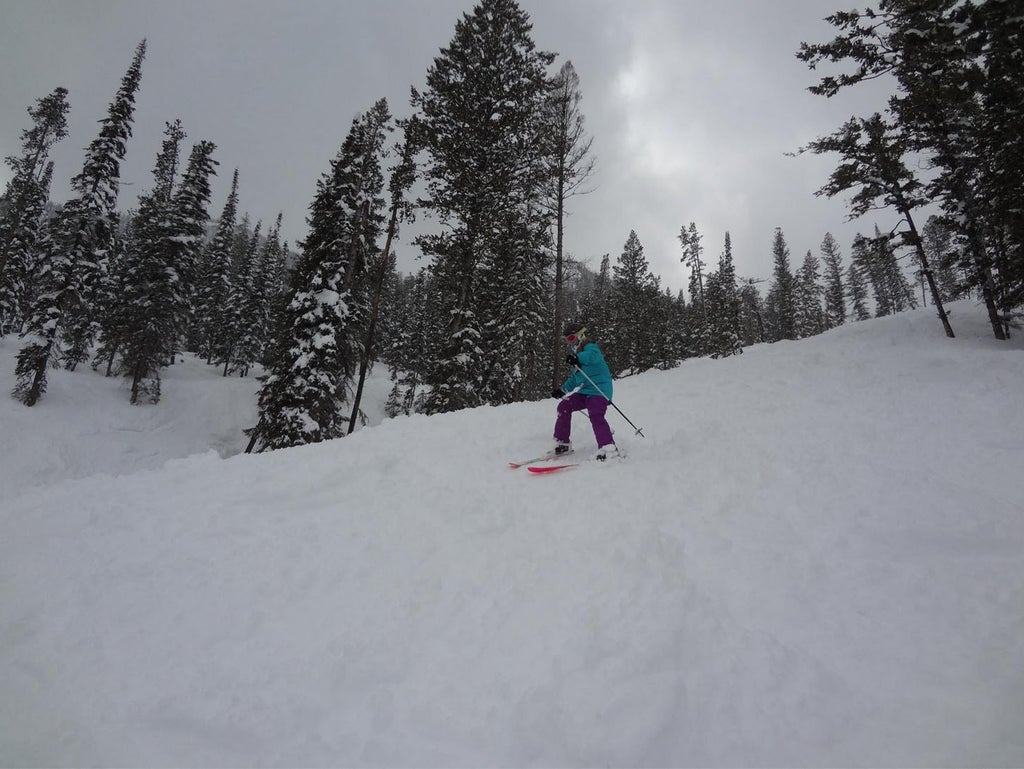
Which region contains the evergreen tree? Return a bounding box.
[846,257,872,322]
[162,140,216,362]
[679,222,711,355]
[797,113,951,335]
[246,102,390,452]
[976,2,1024,318]
[820,232,846,329]
[412,0,555,414]
[479,205,551,402]
[382,267,434,418]
[664,288,690,363]
[223,219,262,376]
[248,213,286,366]
[14,41,145,406]
[874,230,916,315]
[576,252,612,341]
[738,277,766,346]
[851,235,887,317]
[854,228,916,318]
[106,121,186,396]
[705,231,743,357]
[193,169,239,362]
[0,87,70,338]
[921,215,962,301]
[793,249,825,339]
[609,230,659,374]
[119,133,216,403]
[764,228,796,342]
[798,2,1021,337]
[92,211,133,376]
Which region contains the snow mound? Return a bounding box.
[2,301,1023,766]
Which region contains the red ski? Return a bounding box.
[526,463,578,474]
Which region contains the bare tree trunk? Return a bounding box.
[348,204,399,435]
[550,184,565,390]
[901,207,955,338]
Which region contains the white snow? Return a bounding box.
[2,300,1023,767]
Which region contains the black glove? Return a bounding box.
[551,388,563,399]
[565,353,579,367]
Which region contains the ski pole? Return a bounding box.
[571,364,645,438]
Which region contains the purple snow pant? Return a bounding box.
[554,393,614,448]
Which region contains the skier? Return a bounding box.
[551,322,620,461]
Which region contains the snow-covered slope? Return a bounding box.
[2,301,1023,767]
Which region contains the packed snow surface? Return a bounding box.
[2,301,1023,767]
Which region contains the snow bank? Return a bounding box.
[2,301,1023,766]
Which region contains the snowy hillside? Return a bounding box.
[2,301,1023,767]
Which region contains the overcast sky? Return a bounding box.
[0,0,895,294]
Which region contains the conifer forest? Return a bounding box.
[1,0,1021,452]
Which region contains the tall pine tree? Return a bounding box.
[412,0,555,414]
[246,101,390,452]
[820,232,846,329]
[14,41,145,405]
[764,227,796,342]
[0,87,70,338]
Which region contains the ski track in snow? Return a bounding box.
[2,300,1024,766]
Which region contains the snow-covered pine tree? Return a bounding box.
[608,230,659,375]
[853,228,916,318]
[92,211,134,376]
[192,168,239,362]
[0,87,69,338]
[921,216,962,302]
[764,227,796,342]
[105,121,186,394]
[974,1,1024,318]
[161,140,216,366]
[647,287,676,369]
[222,219,262,376]
[246,212,286,368]
[479,204,551,403]
[116,127,185,400]
[245,102,389,452]
[575,252,611,345]
[846,258,872,322]
[13,41,145,406]
[793,249,825,339]
[820,232,846,329]
[413,0,554,414]
[873,229,916,315]
[705,231,743,357]
[738,277,766,346]
[851,235,886,317]
[663,288,690,364]
[61,41,147,370]
[679,222,711,356]
[381,267,433,418]
[120,133,216,403]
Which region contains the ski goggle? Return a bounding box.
[565,327,586,345]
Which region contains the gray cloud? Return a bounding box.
[1,0,897,295]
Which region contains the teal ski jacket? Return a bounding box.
[561,342,613,400]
